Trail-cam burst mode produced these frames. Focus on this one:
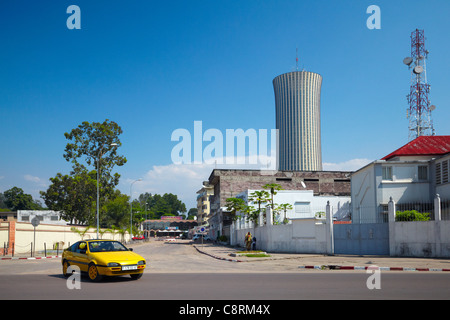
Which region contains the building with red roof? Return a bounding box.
[381,136,450,161]
[351,135,450,224]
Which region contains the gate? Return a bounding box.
[333,223,389,255]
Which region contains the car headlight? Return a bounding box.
[137,260,146,265]
[107,262,120,267]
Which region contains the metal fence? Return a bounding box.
[350,198,450,224]
[2,241,65,258]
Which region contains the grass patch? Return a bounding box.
[241,253,271,258]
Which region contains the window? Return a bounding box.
[418,166,428,181]
[436,160,449,185]
[382,166,393,180]
[294,202,311,217]
[436,162,442,184]
[443,160,449,184]
[22,215,29,222]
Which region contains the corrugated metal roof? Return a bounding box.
[381,135,450,160]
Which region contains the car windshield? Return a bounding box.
[89,241,128,252]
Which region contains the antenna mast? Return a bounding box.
[403,29,435,141]
[296,47,299,71]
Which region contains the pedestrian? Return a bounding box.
[245,232,252,251]
[252,236,256,250]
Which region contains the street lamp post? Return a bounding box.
[130,179,142,241]
[96,143,117,239]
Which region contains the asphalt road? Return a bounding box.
[1,240,449,302]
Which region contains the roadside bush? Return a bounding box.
[217,235,228,242]
[395,210,431,221]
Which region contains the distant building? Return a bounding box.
[143,218,198,237]
[196,181,214,225]
[273,71,323,171]
[17,210,67,225]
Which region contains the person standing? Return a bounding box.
[245,232,252,251]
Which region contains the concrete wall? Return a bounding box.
[235,218,329,254]
[0,221,131,254]
[390,220,450,258]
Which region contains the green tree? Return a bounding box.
[248,190,270,225]
[40,171,97,224]
[277,203,293,224]
[186,208,197,220]
[4,187,42,211]
[63,119,127,198]
[139,193,187,219]
[225,197,246,221]
[263,183,283,222]
[103,192,130,228]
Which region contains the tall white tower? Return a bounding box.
[273,71,323,171]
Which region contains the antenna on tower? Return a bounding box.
[403,29,435,140]
[296,47,299,71]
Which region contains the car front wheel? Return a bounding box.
[130,273,143,280]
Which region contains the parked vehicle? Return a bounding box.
[192,234,212,241]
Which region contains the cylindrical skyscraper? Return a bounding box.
[273,71,323,171]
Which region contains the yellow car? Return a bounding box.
[62,240,146,281]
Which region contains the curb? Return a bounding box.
[298,265,450,272]
[193,245,243,263]
[1,255,61,261]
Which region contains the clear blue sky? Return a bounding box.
[1,0,449,210]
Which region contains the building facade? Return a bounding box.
[351,136,450,223]
[273,71,323,171]
[206,169,352,239]
[196,182,214,225]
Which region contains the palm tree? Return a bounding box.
[248,190,270,225]
[277,203,293,224]
[225,197,246,221]
[263,183,283,222]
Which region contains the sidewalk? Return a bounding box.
[193,242,450,272]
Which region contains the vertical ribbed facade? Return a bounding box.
[273,71,323,171]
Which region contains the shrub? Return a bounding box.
[217,235,228,242]
[395,210,431,222]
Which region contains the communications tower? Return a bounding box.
[403,29,435,141]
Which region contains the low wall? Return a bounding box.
[390,220,450,258]
[1,221,131,255]
[235,218,329,254]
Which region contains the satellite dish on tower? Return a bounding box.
[430,105,436,111]
[413,65,424,74]
[403,57,413,66]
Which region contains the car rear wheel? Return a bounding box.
[88,263,103,282]
[62,260,70,277]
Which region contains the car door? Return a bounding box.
[72,241,90,272]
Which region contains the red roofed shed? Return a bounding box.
[382,136,450,160]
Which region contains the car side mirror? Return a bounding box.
[128,248,133,251]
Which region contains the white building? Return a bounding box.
[235,189,350,224]
[17,210,67,226]
[351,136,450,223]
